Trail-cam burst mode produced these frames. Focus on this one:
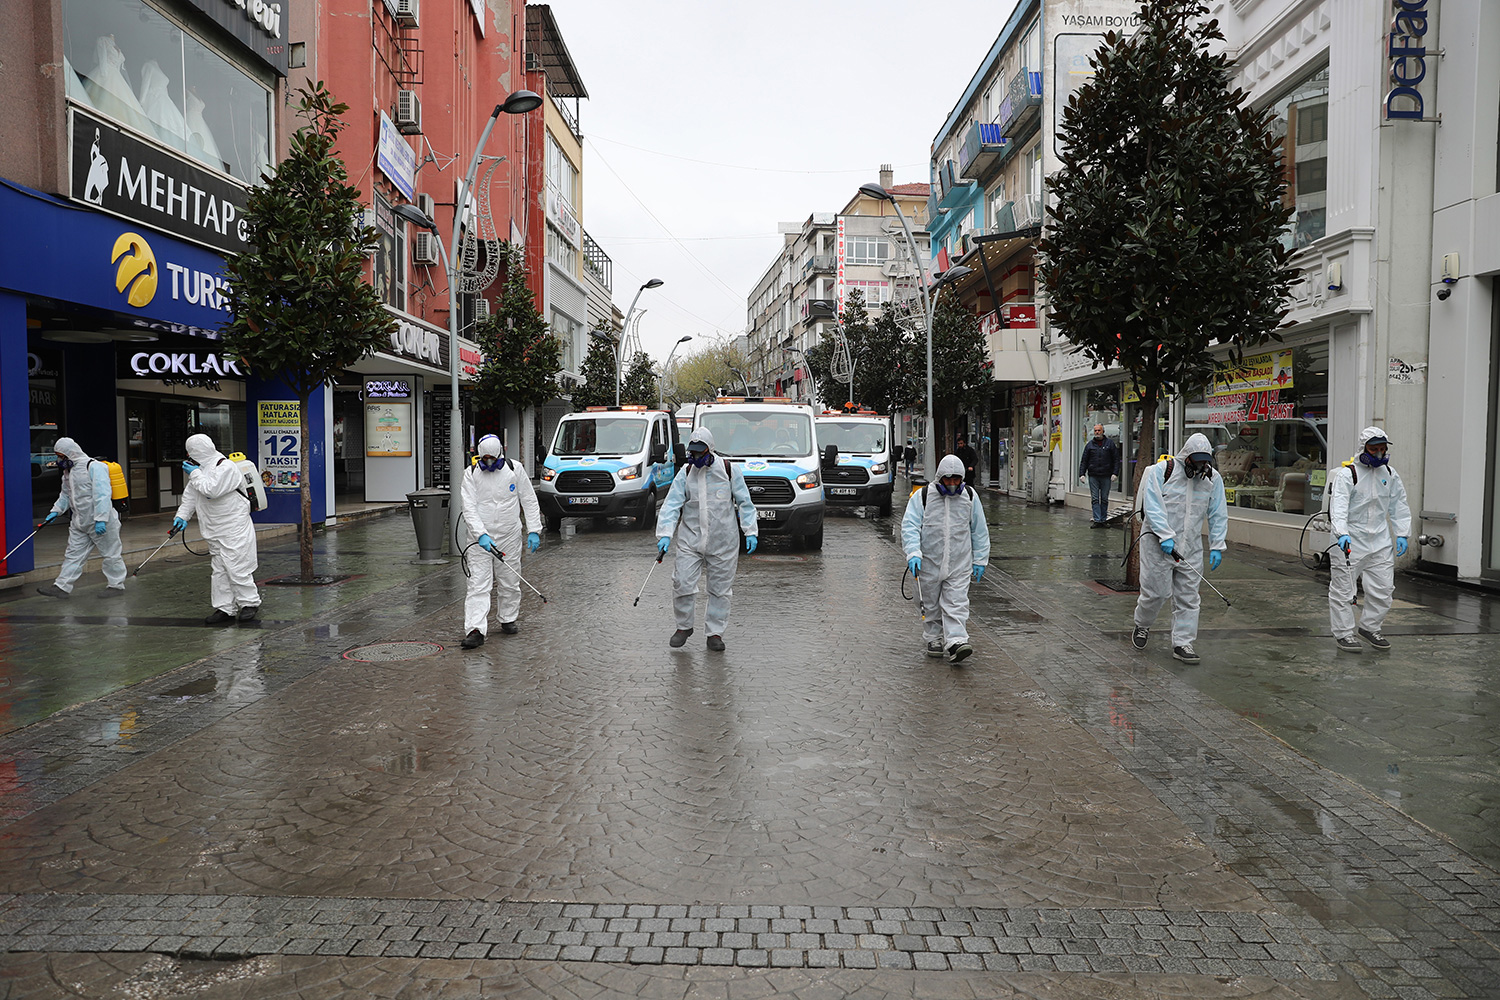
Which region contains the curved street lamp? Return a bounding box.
[391,87,541,540]
[660,334,692,409]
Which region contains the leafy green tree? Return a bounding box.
[856,308,922,414]
[665,337,747,404]
[221,82,394,582]
[620,351,659,407]
[472,242,562,414]
[572,335,617,409]
[913,292,991,448]
[1037,0,1296,583]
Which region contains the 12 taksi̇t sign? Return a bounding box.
[257,401,301,492]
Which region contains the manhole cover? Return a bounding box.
[343,641,444,662]
[750,554,806,563]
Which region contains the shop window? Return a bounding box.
[552,308,582,372]
[1076,383,1124,479]
[1184,341,1329,514]
[62,0,273,184]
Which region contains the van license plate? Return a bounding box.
[756,509,777,520]
[569,496,598,505]
[829,488,856,496]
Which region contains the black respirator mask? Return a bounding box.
[1184,454,1213,479]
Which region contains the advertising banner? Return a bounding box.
[257,400,302,491]
[376,112,417,202]
[1210,348,1294,397]
[1049,391,1063,451]
[366,403,413,457]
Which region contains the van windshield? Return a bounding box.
[817,420,885,454]
[552,417,648,456]
[700,411,813,458]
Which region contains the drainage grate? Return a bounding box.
[342,641,444,662]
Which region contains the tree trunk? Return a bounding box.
[299,389,314,582]
[1125,395,1159,590]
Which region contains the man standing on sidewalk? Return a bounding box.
[460,435,542,650]
[174,434,260,624]
[902,454,989,664]
[35,437,126,599]
[1078,424,1120,527]
[1132,432,1227,664]
[1328,427,1410,654]
[656,428,758,652]
[954,436,979,487]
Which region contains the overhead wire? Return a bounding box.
[588,135,925,175]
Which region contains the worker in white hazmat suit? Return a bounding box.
[35,437,126,598]
[1131,432,1228,664]
[901,454,990,663]
[173,433,260,624]
[656,427,758,651]
[460,434,542,649]
[1328,426,1410,653]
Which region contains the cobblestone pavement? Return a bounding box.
[0,494,1495,998]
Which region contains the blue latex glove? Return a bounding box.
[182,460,198,474]
[1395,536,1408,557]
[41,512,58,526]
[907,556,921,575]
[1208,550,1222,571]
[745,536,757,553]
[1337,534,1352,553]
[657,536,670,555]
[1160,538,1175,557]
[972,564,984,581]
[94,520,107,535]
[171,517,187,534]
[478,533,494,552]
[526,531,540,553]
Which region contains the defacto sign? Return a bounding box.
[118,349,245,380]
[1385,0,1430,121]
[70,108,250,256]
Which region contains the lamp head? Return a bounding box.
[677,335,693,344]
[859,183,891,201]
[500,89,543,115]
[643,278,664,289]
[391,204,437,232]
[589,330,617,345]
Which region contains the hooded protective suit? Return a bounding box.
[47,437,125,593]
[461,435,542,635]
[1133,432,1228,646]
[902,454,990,646]
[1328,426,1410,640]
[175,433,259,613]
[657,428,758,636]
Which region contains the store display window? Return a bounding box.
[1184,341,1329,514]
[62,0,272,183]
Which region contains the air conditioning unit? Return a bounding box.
[395,90,421,134]
[394,0,419,27]
[414,192,435,223]
[475,298,491,321]
[525,52,541,72]
[412,231,439,265]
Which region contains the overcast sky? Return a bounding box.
[552,0,1023,367]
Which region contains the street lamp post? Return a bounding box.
[392,88,541,544]
[588,329,620,405]
[660,334,692,408]
[616,278,663,405]
[781,346,818,407]
[858,182,970,479]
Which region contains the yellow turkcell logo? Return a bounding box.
[111,232,158,308]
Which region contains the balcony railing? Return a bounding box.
[581,229,611,290]
[958,121,1007,180]
[805,254,835,275]
[997,66,1043,139]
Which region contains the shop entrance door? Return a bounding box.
[125,398,159,514]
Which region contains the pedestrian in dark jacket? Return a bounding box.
[1078,424,1119,526]
[954,437,978,487]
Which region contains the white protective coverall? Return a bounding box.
[175,433,259,613]
[48,437,126,592]
[1133,433,1228,646]
[901,454,991,645]
[460,445,542,636]
[657,436,758,636]
[1328,427,1411,640]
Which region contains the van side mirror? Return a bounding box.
[650,442,667,464]
[822,444,839,468]
[673,442,687,466]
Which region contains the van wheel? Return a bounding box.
[800,527,824,550]
[635,490,657,529]
[545,513,562,532]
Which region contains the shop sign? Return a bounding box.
[257,400,301,491]
[1210,348,1294,397]
[1002,304,1038,329]
[376,112,416,202]
[835,217,846,315]
[366,401,413,457]
[180,0,290,75]
[364,378,411,399]
[384,310,449,371]
[1199,389,1295,424]
[1385,0,1429,121]
[459,346,483,376]
[547,192,579,245]
[70,109,250,256]
[118,349,245,384]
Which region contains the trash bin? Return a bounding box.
[407,488,451,564]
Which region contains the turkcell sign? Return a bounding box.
[70,108,250,256]
[1385,0,1429,121]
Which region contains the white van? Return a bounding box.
[537,407,683,530]
[815,410,895,516]
[693,397,826,549]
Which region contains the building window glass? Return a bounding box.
[552,308,581,372]
[1183,340,1330,515]
[62,0,273,184]
[372,194,406,311]
[1266,64,1330,250]
[546,133,577,208]
[845,279,890,304]
[846,237,891,265]
[546,222,578,274]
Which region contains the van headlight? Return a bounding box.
[541,467,556,481]
[795,472,819,489]
[869,462,888,475]
[618,464,642,481]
